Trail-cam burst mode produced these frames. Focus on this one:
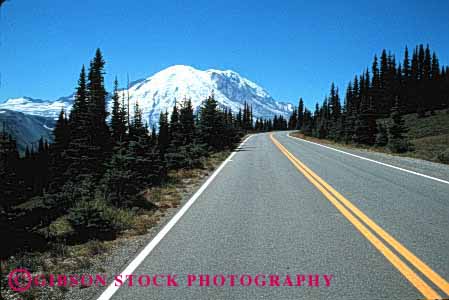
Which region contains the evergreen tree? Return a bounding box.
[288,108,298,130]
[53,109,71,150]
[297,98,304,130]
[375,123,388,147]
[0,125,21,209]
[150,125,157,146]
[179,98,205,168]
[198,92,225,151]
[130,101,164,186]
[158,111,170,160]
[103,100,164,208]
[371,55,382,115]
[344,82,357,143]
[298,44,448,144]
[236,108,243,129]
[353,96,377,145]
[110,78,127,144]
[403,46,410,80]
[70,66,89,127]
[352,76,361,113]
[65,66,96,183]
[328,83,342,140]
[179,98,195,145]
[430,52,442,110]
[301,109,313,135]
[388,100,410,153]
[86,48,112,174]
[49,109,71,189]
[166,102,186,169]
[101,144,135,207]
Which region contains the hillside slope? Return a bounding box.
[0,109,55,153]
[399,110,449,163]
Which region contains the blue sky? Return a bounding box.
[0,0,448,108]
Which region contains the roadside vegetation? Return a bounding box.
[292,108,449,164]
[286,44,449,164]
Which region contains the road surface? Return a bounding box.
[97,131,449,300]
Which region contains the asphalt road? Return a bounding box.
[99,131,449,300]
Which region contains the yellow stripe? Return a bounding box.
[270,133,442,299]
[279,135,449,296]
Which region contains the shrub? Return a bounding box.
[375,123,388,147]
[47,217,74,240]
[388,139,413,153]
[67,198,134,241]
[437,149,449,164]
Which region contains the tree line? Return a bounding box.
[288,44,449,152]
[0,49,290,257]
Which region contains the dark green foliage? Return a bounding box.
[328,83,342,141]
[178,98,206,168]
[437,149,449,164]
[128,102,165,187]
[63,50,113,183]
[388,102,411,153]
[343,83,356,143]
[241,102,253,131]
[52,110,70,153]
[86,49,112,175]
[110,78,127,144]
[67,198,128,241]
[158,111,169,160]
[375,123,389,147]
[288,108,298,130]
[300,109,313,135]
[198,93,225,151]
[166,102,185,169]
[352,103,377,145]
[65,65,97,182]
[70,65,89,128]
[0,126,21,209]
[179,98,195,145]
[102,101,163,208]
[297,98,304,130]
[272,115,288,130]
[101,144,138,207]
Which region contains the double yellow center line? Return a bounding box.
[270,133,449,299]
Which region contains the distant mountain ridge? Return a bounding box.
[0,96,74,119]
[0,109,55,153]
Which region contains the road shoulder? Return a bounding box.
[287,132,449,183]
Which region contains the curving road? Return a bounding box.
[97,131,449,300]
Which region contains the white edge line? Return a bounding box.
[97,135,253,300]
[287,133,449,186]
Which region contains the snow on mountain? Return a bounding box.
[0,65,293,126]
[122,65,293,126]
[0,96,73,119]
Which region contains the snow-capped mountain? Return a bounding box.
[0,65,293,126]
[0,96,73,119]
[121,65,293,126]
